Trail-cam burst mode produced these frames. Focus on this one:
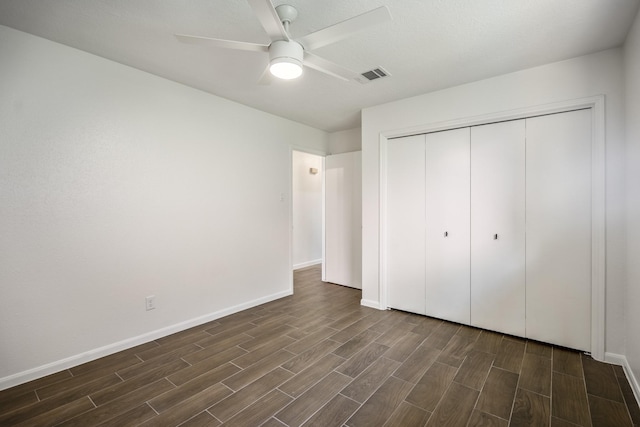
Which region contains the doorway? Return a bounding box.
[291,150,324,270]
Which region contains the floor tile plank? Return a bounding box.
[278,353,346,397]
[475,367,519,420]
[519,352,551,396]
[208,367,293,422]
[494,338,525,373]
[36,372,122,403]
[221,350,293,392]
[332,329,381,359]
[340,357,401,403]
[168,347,246,386]
[183,333,253,365]
[588,394,632,427]
[437,334,475,368]
[552,372,591,426]
[177,411,221,427]
[140,383,231,426]
[1,370,73,401]
[346,376,413,427]
[581,355,624,402]
[468,410,508,427]
[59,379,175,427]
[0,390,38,415]
[136,331,211,361]
[422,322,460,350]
[91,359,188,406]
[405,361,458,412]
[115,344,200,381]
[281,339,341,374]
[384,401,430,427]
[275,371,352,426]
[301,394,360,427]
[553,348,583,378]
[510,388,550,427]
[616,373,640,425]
[374,322,415,347]
[526,340,552,358]
[220,389,292,427]
[149,364,238,413]
[336,342,389,378]
[15,396,95,427]
[393,344,441,383]
[285,326,338,354]
[96,404,158,427]
[383,332,426,362]
[426,382,479,427]
[472,330,503,355]
[453,349,495,390]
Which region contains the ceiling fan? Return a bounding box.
[175,0,391,83]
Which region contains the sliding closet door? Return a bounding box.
[471,120,526,336]
[425,128,471,324]
[526,109,592,350]
[387,135,426,314]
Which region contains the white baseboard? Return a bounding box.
[293,259,322,270]
[361,298,384,310]
[605,352,640,408]
[0,289,292,391]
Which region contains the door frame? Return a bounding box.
[378,95,605,360]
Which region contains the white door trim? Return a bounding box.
[378,95,606,360]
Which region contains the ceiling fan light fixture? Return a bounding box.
[269,40,304,80]
[269,58,303,79]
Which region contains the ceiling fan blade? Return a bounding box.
[247,0,289,42]
[304,52,357,81]
[257,64,273,85]
[175,34,269,53]
[298,6,391,51]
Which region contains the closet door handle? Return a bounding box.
[494,233,498,240]
[444,231,448,237]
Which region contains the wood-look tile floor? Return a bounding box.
[2,265,639,427]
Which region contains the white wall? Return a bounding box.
[328,127,362,154]
[624,9,640,392]
[0,25,328,388]
[292,151,323,269]
[362,49,626,356]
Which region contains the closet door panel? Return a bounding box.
[425,128,471,324]
[526,109,591,350]
[470,120,526,336]
[387,135,426,314]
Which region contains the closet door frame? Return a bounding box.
[379,95,605,361]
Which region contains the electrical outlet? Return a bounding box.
[145,295,156,311]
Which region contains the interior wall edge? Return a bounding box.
[0,288,292,391]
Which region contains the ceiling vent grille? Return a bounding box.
[356,67,390,84]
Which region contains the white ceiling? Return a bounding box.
[1,0,638,132]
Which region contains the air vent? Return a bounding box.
[355,67,390,84]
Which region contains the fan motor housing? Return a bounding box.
[269,40,303,64]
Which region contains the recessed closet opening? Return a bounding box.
[379,96,605,359]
